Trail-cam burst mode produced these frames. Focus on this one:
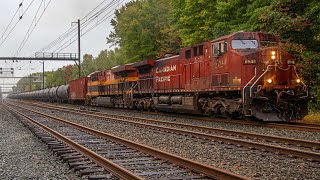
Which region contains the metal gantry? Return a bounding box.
[0,52,78,91]
[0,19,82,94]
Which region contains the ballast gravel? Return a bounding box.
[0,104,78,179]
[24,103,320,179]
[53,102,320,141]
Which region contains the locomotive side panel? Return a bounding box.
[154,56,180,92]
[183,43,211,91]
[131,59,155,94]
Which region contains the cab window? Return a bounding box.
[212,41,228,56]
[185,49,191,59]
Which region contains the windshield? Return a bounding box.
[231,40,258,49]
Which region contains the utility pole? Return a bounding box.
[78,19,81,79]
[29,76,32,91]
[42,61,44,89]
[72,19,81,79]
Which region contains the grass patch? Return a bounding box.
[301,112,320,125]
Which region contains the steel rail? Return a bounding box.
[149,111,320,133]
[29,100,320,133]
[10,101,320,162]
[5,102,247,180]
[4,104,142,180]
[22,100,320,149]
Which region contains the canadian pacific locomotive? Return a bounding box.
[8,32,309,121]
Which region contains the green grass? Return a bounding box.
[301,112,320,125]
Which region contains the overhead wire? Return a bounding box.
[0,5,20,41]
[38,0,110,52]
[0,0,36,47]
[14,0,44,56]
[38,0,119,78]
[5,0,123,84]
[15,0,52,56]
[0,0,25,85]
[40,0,119,53]
[11,0,52,80]
[55,0,122,52]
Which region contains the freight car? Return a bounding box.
[9,84,69,103]
[8,32,309,121]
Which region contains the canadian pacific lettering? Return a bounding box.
[155,65,176,82]
[156,65,176,74]
[156,76,170,82]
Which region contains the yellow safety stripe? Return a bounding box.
[88,77,139,86]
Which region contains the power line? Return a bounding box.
[56,1,122,52]
[0,0,36,47]
[14,0,44,56]
[5,0,123,81]
[10,0,52,78]
[0,5,20,41]
[57,0,124,53]
[15,0,52,56]
[39,0,119,53]
[38,0,110,52]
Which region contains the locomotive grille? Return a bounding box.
[211,75,219,86]
[221,74,229,86]
[211,74,229,86]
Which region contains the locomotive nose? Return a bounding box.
[261,48,299,87]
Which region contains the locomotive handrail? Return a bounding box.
[293,66,308,96]
[275,65,307,95]
[249,65,274,97]
[249,65,308,98]
[242,67,256,106]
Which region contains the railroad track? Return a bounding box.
[28,100,320,133]
[3,102,246,180]
[10,100,320,162]
[133,109,320,133]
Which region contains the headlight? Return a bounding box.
[271,51,276,60]
[267,78,273,84]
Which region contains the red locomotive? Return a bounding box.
[9,32,309,121]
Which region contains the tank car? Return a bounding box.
[56,85,69,102]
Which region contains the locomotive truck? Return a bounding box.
[8,32,309,121]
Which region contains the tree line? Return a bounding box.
[15,0,320,110]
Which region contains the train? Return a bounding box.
[8,32,309,121]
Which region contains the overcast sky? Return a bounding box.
[0,0,129,92]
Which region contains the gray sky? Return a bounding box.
[0,0,129,92]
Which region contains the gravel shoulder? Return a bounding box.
[0,104,78,179]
